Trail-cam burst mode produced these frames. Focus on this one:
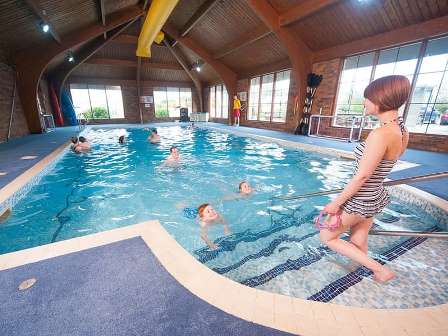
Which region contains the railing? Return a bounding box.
[271,171,448,202]
[308,114,366,142]
[269,171,448,239]
[191,112,209,122]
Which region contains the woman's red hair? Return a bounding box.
[364,75,411,112]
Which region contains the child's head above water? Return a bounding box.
[198,203,218,221]
[239,181,252,194]
[79,136,87,143]
[71,136,78,144]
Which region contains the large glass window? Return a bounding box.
[248,70,291,122]
[210,86,216,118]
[335,53,374,127]
[406,37,448,135]
[334,36,448,135]
[70,84,125,119]
[209,84,229,119]
[154,87,192,118]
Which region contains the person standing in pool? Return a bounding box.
[119,135,125,144]
[318,75,410,283]
[198,203,230,250]
[161,146,181,167]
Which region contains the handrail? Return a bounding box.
[369,230,448,239]
[272,171,448,202]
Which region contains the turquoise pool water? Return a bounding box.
[0,126,353,254]
[1,126,446,308]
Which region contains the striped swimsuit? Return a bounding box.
[341,120,404,218]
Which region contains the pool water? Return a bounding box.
[1,126,446,308]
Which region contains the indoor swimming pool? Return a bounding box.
[1,125,446,309]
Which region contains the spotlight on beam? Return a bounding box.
[40,22,50,33]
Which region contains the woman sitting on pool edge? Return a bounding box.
[198,203,230,250]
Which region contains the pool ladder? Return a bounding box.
[270,171,448,240]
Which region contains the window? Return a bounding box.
[210,87,216,118]
[335,53,374,127]
[209,84,229,118]
[406,37,448,135]
[153,87,193,118]
[70,84,125,119]
[334,36,448,135]
[248,70,291,122]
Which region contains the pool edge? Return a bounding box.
[1,221,446,336]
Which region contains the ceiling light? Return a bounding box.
[67,52,75,63]
[195,65,201,72]
[41,23,50,33]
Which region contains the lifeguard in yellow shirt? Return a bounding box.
[233,95,241,126]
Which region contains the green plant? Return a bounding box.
[83,106,109,119]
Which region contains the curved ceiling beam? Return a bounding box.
[50,18,139,103]
[246,0,312,130]
[14,6,145,133]
[163,40,203,111]
[163,23,237,121]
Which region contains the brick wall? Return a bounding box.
[0,62,29,142]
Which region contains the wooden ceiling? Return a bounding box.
[1,0,447,86]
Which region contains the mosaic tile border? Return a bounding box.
[307,226,438,303]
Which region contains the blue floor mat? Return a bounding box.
[0,237,295,336]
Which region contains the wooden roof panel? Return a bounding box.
[187,0,265,53]
[291,0,448,51]
[220,33,288,73]
[71,62,136,80]
[167,0,208,30]
[141,67,191,82]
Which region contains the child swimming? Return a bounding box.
[148,129,160,143]
[198,203,230,250]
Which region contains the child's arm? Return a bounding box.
[219,216,231,235]
[200,223,219,249]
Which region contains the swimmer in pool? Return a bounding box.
[198,203,230,250]
[148,129,160,143]
[222,181,254,201]
[72,136,91,153]
[119,135,125,144]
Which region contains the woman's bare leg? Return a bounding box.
[349,217,373,254]
[319,212,395,282]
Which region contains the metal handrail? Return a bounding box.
[308,114,366,142]
[369,230,448,239]
[272,171,448,202]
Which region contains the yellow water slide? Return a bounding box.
[136,0,179,57]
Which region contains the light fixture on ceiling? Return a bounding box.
[40,22,50,33]
[67,51,75,63]
[193,60,203,72]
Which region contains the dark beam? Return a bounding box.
[164,23,237,124]
[137,57,143,123]
[180,0,219,37]
[51,19,139,103]
[163,40,203,111]
[214,24,271,59]
[97,0,107,39]
[85,57,184,70]
[313,15,448,62]
[279,0,340,26]
[24,0,61,43]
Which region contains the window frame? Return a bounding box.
[247,69,291,123]
[333,35,448,135]
[209,84,229,119]
[154,87,193,118]
[69,84,125,120]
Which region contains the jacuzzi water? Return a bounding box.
[1,126,446,309]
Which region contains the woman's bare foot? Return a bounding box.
[373,266,396,283]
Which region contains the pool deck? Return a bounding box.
[0,122,447,335]
[1,221,447,336]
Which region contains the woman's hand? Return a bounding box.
[323,201,341,215]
